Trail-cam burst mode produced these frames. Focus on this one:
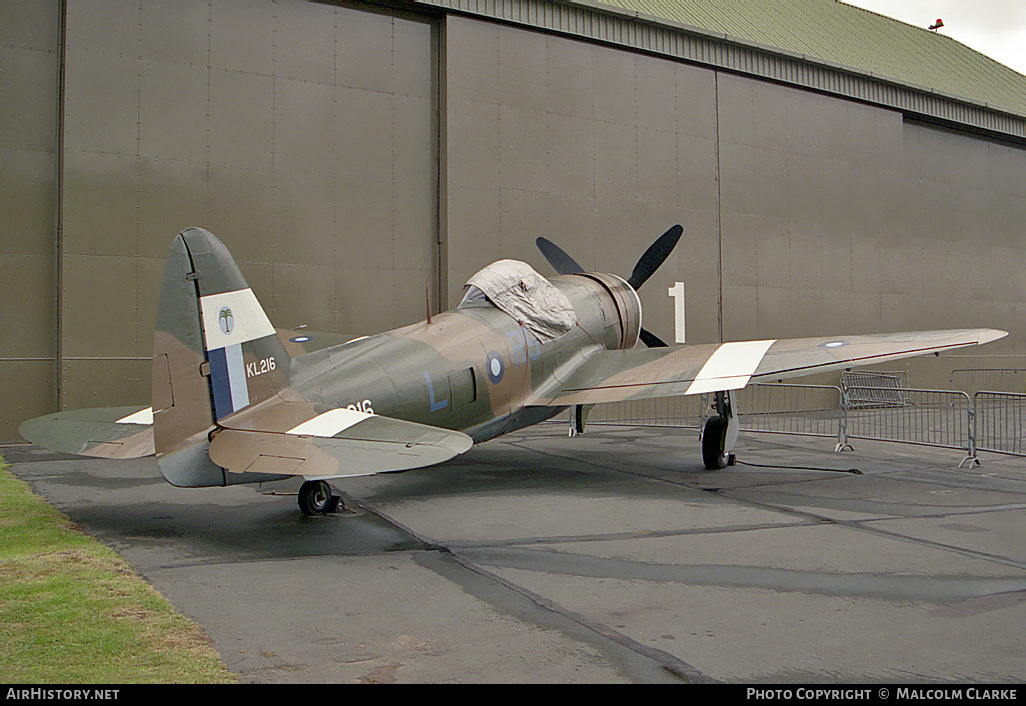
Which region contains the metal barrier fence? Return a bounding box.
[974,391,1026,456]
[577,382,1026,467]
[950,369,1026,394]
[590,385,846,442]
[842,386,977,466]
[841,370,912,408]
[735,383,847,448]
[587,383,852,451]
[587,394,709,429]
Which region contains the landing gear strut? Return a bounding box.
[702,390,738,470]
[298,480,344,516]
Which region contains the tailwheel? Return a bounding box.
[298,480,332,516]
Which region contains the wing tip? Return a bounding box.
[980,328,1009,344]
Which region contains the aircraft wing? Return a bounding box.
[530,328,1007,406]
[18,406,155,458]
[208,406,473,480]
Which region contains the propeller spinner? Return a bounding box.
[536,225,683,347]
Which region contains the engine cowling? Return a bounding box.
[580,272,642,350]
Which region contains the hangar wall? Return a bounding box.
[904,121,1026,333]
[717,75,907,341]
[2,0,1024,442]
[441,13,721,341]
[0,2,60,442]
[57,0,436,417]
[441,14,1026,377]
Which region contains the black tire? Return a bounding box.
[702,416,728,470]
[299,480,332,516]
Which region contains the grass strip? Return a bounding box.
[0,455,237,683]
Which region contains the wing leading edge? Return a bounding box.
[530,328,1008,406]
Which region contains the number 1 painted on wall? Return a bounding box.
[668,282,685,344]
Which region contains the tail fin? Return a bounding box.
[152,227,291,486]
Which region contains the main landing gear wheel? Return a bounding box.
[702,416,730,470]
[298,480,332,516]
[702,391,739,470]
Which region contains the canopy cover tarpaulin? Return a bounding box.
[465,260,578,341]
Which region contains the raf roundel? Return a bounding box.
[486,352,504,384]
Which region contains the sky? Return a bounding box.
[842,0,1026,75]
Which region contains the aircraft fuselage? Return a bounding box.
[287,273,641,443]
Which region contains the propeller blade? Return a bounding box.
[535,237,585,275]
[537,228,680,349]
[639,328,669,348]
[627,224,683,291]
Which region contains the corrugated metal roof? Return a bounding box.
[588,0,1026,116]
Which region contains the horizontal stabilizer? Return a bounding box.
[208,410,473,479]
[276,328,371,356]
[19,406,155,458]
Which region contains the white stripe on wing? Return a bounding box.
[686,340,776,395]
[287,408,373,437]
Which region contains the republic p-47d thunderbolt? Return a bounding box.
[21,226,1006,515]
